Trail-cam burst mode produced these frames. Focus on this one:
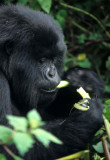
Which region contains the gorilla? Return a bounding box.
[0,4,104,160]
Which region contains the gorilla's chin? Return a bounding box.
[38,90,57,107]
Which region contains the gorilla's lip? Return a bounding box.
[40,88,57,93]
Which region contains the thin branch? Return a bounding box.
[72,20,91,34]
[61,3,110,39]
[101,137,110,160]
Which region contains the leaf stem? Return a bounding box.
[3,145,14,158]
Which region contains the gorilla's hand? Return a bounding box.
[63,67,104,98]
[68,98,103,145]
[44,98,103,157]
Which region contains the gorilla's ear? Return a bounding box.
[5,40,14,55]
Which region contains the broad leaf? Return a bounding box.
[104,105,110,120]
[13,132,34,156]
[93,142,104,153]
[77,58,92,68]
[0,126,13,144]
[105,99,110,105]
[7,116,28,132]
[32,128,62,147]
[27,109,44,128]
[0,154,7,160]
[37,0,52,13]
[13,154,24,160]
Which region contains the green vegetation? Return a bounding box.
[0,110,62,160]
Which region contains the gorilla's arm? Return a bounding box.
[0,73,103,160]
[63,67,104,98]
[47,67,104,118]
[0,71,12,124]
[0,69,104,160]
[25,99,103,160]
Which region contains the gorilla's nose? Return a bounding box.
[48,65,56,78]
[46,66,60,86]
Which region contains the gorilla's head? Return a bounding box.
[0,5,66,111]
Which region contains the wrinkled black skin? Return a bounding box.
[0,4,104,160]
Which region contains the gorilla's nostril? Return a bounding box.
[48,66,56,78]
[48,70,55,77]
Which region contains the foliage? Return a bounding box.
[0,110,62,160]
[3,0,52,13]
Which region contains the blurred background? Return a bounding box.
[0,0,110,159]
[1,0,110,98]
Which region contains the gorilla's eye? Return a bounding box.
[53,58,57,63]
[39,58,46,63]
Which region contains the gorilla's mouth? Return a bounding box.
[40,88,57,93]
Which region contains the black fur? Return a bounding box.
[0,4,104,160]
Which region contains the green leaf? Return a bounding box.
[13,132,34,156]
[88,33,102,40]
[77,58,91,68]
[0,126,13,144]
[78,34,87,44]
[18,0,28,5]
[105,99,110,104]
[93,153,104,160]
[12,154,24,160]
[27,109,44,128]
[105,85,110,93]
[104,105,110,120]
[95,129,103,136]
[32,128,62,147]
[65,57,73,63]
[7,116,28,132]
[0,154,7,160]
[28,1,41,11]
[37,0,52,13]
[56,10,67,19]
[56,10,67,28]
[93,142,104,153]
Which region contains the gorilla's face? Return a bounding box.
[6,27,66,110]
[0,7,66,111]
